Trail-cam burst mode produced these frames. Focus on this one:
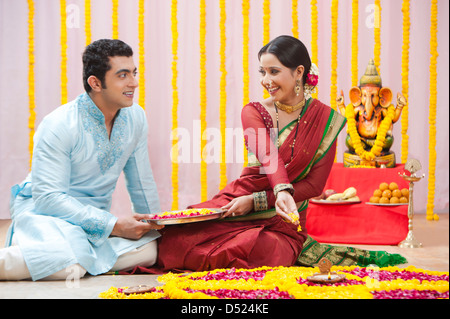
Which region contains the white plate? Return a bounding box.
[365,202,408,206]
[310,199,361,205]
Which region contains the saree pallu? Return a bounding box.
[155,99,346,272]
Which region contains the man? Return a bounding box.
[0,39,163,281]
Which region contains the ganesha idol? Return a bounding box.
[337,59,407,168]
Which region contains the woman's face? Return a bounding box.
[259,53,304,105]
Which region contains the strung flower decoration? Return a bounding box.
[304,63,319,99]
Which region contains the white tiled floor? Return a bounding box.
[0,214,448,299]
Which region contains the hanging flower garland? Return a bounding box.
[84,0,91,46]
[427,0,438,221]
[138,0,145,109]
[345,104,395,162]
[219,0,227,189]
[112,0,119,39]
[199,0,208,202]
[291,0,299,39]
[351,0,358,87]
[373,0,381,75]
[27,0,36,169]
[242,0,250,167]
[171,0,179,210]
[330,0,338,111]
[99,265,449,299]
[310,0,318,98]
[60,0,68,105]
[262,0,270,99]
[400,0,410,164]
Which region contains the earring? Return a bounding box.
[294,80,301,96]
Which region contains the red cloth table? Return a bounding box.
[305,163,409,245]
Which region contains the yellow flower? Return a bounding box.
[171,0,179,210]
[28,0,36,169]
[427,0,438,220]
[112,0,119,39]
[199,0,208,202]
[138,0,145,109]
[84,0,91,46]
[345,104,395,162]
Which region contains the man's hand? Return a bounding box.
[111,213,164,240]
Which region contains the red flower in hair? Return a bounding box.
[306,73,318,87]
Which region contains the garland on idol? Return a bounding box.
[345,104,395,161]
[427,0,438,221]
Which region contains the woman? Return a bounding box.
[156,35,346,272]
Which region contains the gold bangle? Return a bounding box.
[253,191,268,211]
[274,183,295,198]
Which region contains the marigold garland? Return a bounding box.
[351,0,359,87]
[219,0,227,189]
[242,0,250,167]
[99,265,449,299]
[262,0,270,99]
[112,0,119,39]
[170,0,179,210]
[291,0,299,38]
[400,0,410,163]
[345,103,395,161]
[373,0,381,75]
[84,0,91,46]
[199,0,208,202]
[330,0,338,162]
[138,0,145,109]
[427,0,438,221]
[27,0,36,169]
[60,0,68,105]
[310,0,318,98]
[330,0,338,112]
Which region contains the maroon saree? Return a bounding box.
[154,99,346,272]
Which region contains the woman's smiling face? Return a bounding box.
[259,53,304,105]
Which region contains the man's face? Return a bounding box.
[100,55,138,110]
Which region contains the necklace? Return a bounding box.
[274,98,305,114]
[274,104,304,161]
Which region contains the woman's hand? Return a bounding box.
[221,195,254,218]
[275,191,299,224]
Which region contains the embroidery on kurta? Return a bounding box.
[79,94,127,174]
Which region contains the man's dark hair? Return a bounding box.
[82,39,133,92]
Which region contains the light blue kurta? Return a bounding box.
[5,93,161,280]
